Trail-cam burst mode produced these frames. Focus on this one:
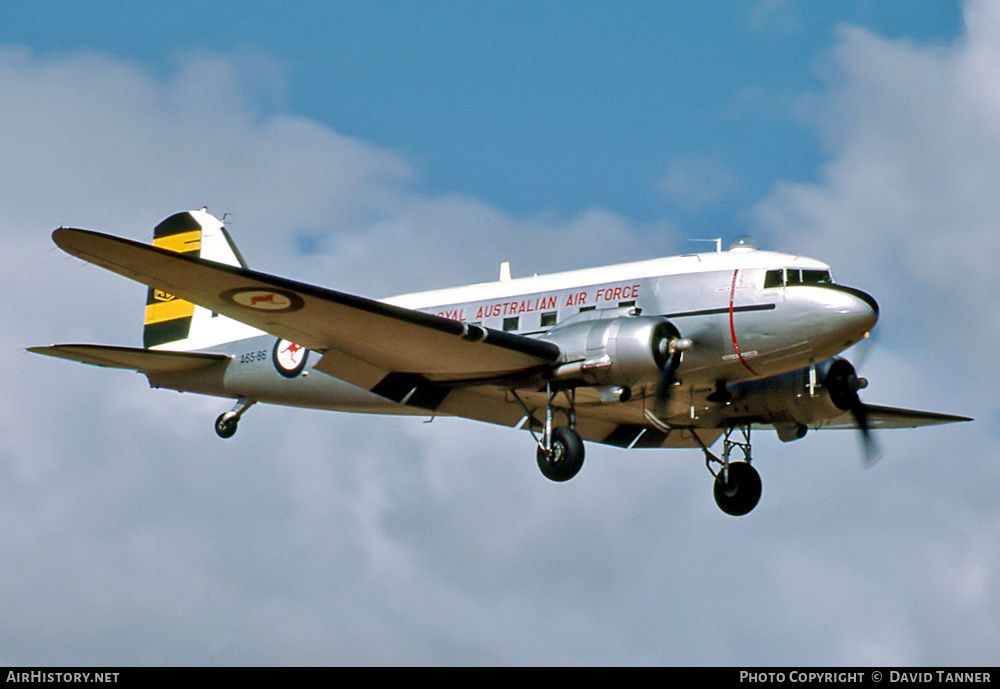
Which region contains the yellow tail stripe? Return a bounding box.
[144,298,195,325]
[153,230,202,254]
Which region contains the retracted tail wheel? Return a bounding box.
[537,426,585,482]
[713,461,762,516]
[215,413,238,439]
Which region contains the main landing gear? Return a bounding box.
[537,426,585,482]
[698,424,762,516]
[515,383,585,482]
[214,396,255,439]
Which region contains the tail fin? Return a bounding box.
[143,208,261,350]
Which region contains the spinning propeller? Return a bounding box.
[825,357,882,466]
[653,327,692,413]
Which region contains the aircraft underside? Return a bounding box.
[119,331,963,517]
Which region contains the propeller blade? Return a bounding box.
[654,350,681,410]
[825,358,881,467]
[850,399,882,466]
[653,331,693,412]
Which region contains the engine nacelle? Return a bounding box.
[729,358,866,439]
[539,315,680,388]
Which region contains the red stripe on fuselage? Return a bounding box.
[729,269,762,377]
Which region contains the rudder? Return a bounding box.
[143,208,259,350]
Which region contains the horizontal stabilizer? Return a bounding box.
[28,344,229,374]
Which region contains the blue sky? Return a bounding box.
[1,1,963,223]
[3,0,997,667]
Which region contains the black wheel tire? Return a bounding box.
[536,427,585,482]
[215,413,238,439]
[713,461,762,516]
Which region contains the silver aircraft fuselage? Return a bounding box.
[149,243,878,420]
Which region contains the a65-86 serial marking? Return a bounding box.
[238,339,311,379]
[239,349,268,364]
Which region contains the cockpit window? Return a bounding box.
[802,269,832,285]
[763,268,833,288]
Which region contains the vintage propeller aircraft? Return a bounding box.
[31,209,971,515]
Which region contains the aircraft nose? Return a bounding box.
[829,285,879,342]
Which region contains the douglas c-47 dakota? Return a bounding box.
[31,209,971,515]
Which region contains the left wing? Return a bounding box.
[51,228,560,394]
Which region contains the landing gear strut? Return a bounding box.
[215,396,255,439]
[699,424,762,516]
[515,383,585,482]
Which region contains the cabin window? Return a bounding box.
[579,306,596,313]
[764,270,783,289]
[618,300,635,308]
[503,316,519,332]
[540,311,558,327]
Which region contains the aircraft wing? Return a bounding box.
[28,344,229,373]
[51,228,560,394]
[813,404,972,430]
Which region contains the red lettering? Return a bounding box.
[437,308,465,321]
